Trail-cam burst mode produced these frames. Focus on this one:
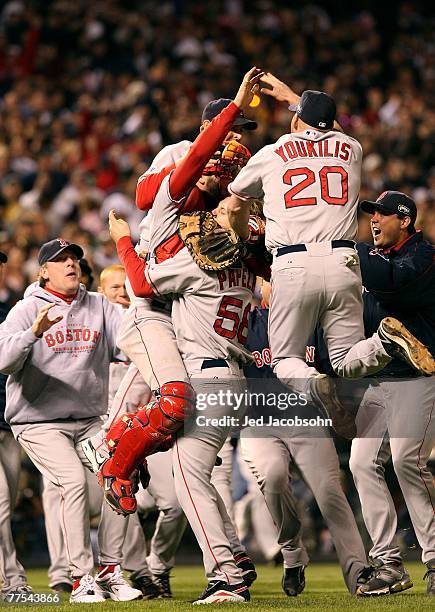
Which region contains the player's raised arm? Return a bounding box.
[260,72,343,132]
[169,67,263,201]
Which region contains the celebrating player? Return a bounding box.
[349,191,435,597]
[226,73,435,421]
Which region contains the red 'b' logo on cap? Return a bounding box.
[57,238,69,247]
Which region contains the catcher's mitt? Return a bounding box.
[202,140,251,180]
[179,211,244,271]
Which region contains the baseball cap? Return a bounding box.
[289,90,336,130]
[201,98,257,130]
[360,191,417,224]
[38,238,84,266]
[0,251,7,263]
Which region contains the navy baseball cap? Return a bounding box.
[360,191,417,224]
[0,251,7,263]
[201,98,257,130]
[38,238,84,266]
[289,90,336,130]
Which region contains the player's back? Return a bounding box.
[234,129,362,251]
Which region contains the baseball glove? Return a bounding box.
[202,140,251,180]
[179,211,244,271]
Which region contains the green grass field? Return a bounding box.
[1,563,431,611]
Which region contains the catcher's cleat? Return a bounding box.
[356,562,413,596]
[81,438,107,474]
[310,375,357,440]
[152,572,172,598]
[378,317,435,376]
[282,565,305,597]
[424,559,435,596]
[98,459,137,516]
[234,553,257,587]
[192,581,250,605]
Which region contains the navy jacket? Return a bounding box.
[357,231,435,377]
[0,301,10,430]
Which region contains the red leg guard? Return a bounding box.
[107,381,195,479]
[106,413,136,450]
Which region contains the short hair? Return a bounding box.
[99,264,125,286]
[38,266,47,287]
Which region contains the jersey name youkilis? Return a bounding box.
[229,129,362,251]
[146,174,255,365]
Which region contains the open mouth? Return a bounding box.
[372,227,382,239]
[66,272,77,278]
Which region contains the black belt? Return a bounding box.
[201,359,229,370]
[277,240,355,257]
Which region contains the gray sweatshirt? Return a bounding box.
[0,283,121,433]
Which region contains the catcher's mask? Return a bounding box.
[202,140,251,180]
[179,211,244,271]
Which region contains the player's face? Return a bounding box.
[42,249,81,295]
[99,270,130,307]
[371,211,403,248]
[212,198,231,230]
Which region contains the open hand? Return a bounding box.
[259,72,300,106]
[234,67,265,111]
[32,303,63,338]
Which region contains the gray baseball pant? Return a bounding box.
[0,430,27,592]
[240,430,368,593]
[270,246,391,387]
[350,377,435,565]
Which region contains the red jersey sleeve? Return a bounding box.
[169,102,241,201]
[116,236,154,298]
[135,164,176,211]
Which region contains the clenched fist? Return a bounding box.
[32,303,63,338]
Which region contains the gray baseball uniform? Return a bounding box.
[144,174,255,584]
[228,129,392,387]
[349,376,435,565]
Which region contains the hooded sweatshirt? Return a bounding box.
[0,283,121,434]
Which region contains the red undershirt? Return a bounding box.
[45,287,77,304]
[118,103,241,298]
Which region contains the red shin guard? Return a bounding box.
[106,381,195,479]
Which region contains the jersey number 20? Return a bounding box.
[283,165,348,208]
[213,296,250,345]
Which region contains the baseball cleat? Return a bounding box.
[192,581,250,604]
[282,565,305,597]
[356,562,413,596]
[378,317,435,376]
[130,575,162,600]
[95,565,142,601]
[69,574,105,603]
[81,438,107,474]
[234,553,257,587]
[424,559,435,596]
[310,375,357,440]
[152,572,172,598]
[98,459,137,516]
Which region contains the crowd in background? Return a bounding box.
[1,0,434,564]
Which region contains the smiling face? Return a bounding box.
[40,249,81,295]
[370,209,412,248]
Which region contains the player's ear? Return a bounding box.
[40,265,49,280]
[400,217,411,231]
[97,285,104,295]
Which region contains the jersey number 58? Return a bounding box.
[283,165,349,207]
[213,296,251,345]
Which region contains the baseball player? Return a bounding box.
[104,68,263,603]
[83,264,186,599]
[0,239,142,603]
[0,250,31,597]
[240,281,373,596]
[226,73,435,416]
[348,192,435,597]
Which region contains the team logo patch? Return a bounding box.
[56,238,70,247]
[397,204,410,215]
